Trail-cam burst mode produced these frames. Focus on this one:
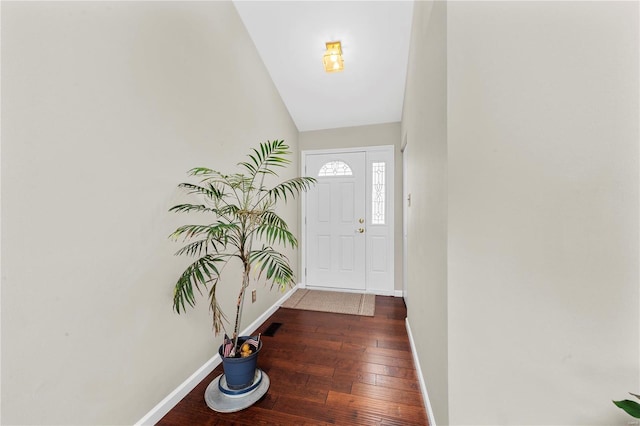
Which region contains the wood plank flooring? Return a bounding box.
[158,296,428,425]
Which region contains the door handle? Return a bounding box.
[357,228,365,234]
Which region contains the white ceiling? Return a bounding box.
[233,1,414,132]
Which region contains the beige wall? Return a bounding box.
[401,1,449,424]
[447,1,638,424]
[300,122,403,291]
[403,1,639,424]
[1,2,299,424]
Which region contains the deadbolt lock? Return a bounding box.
[359,218,364,224]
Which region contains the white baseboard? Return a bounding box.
[405,318,436,426]
[368,288,397,296]
[135,285,299,425]
[135,351,222,426]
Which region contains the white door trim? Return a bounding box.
[301,145,395,295]
[401,135,409,303]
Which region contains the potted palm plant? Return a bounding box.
[169,139,315,391]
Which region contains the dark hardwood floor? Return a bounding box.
[158,296,428,425]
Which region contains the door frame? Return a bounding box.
[300,145,395,295]
[401,135,409,303]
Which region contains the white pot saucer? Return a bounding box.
[204,369,270,413]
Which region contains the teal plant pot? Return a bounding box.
[219,337,262,390]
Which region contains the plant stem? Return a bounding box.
[232,260,250,351]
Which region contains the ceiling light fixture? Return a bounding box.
[323,41,344,73]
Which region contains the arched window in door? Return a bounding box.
[318,160,353,177]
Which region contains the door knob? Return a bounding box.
[357,228,365,233]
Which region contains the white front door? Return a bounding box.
[305,152,366,290]
[303,146,395,294]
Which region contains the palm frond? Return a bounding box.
[187,167,215,176]
[189,168,230,186]
[249,247,295,291]
[207,280,229,335]
[217,204,241,219]
[206,222,241,240]
[238,160,258,176]
[224,173,252,189]
[169,222,241,247]
[173,238,213,257]
[169,203,217,214]
[613,398,640,418]
[265,177,316,203]
[238,140,292,177]
[169,224,214,242]
[177,182,225,201]
[254,211,297,247]
[173,255,226,313]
